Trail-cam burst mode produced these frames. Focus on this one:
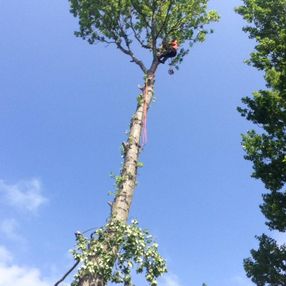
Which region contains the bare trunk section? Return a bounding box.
[77,64,158,286]
[111,71,155,221]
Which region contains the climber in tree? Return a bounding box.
[158,39,179,64]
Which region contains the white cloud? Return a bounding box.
[0,178,47,213]
[0,264,50,286]
[0,245,50,286]
[0,179,55,286]
[161,274,181,286]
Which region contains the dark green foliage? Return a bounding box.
[237,0,286,285]
[261,192,286,232]
[236,0,286,195]
[237,0,286,219]
[236,0,286,73]
[244,234,286,286]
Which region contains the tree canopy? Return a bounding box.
[237,0,286,231]
[69,0,219,72]
[236,0,286,284]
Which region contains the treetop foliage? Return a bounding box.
[69,0,219,72]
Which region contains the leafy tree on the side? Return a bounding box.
[236,0,286,285]
[244,234,286,286]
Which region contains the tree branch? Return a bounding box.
[54,260,80,286]
[166,17,186,37]
[130,0,152,29]
[148,1,158,59]
[93,16,146,72]
[116,42,147,73]
[115,20,147,73]
[101,38,117,45]
[155,0,174,40]
[129,13,151,49]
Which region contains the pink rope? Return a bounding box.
[141,83,148,146]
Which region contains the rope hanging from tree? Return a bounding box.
[141,77,149,146]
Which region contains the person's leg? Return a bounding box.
[160,55,168,63]
[159,48,177,64]
[168,48,177,59]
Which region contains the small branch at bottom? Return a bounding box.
[54,260,80,286]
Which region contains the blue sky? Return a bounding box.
[0,1,283,285]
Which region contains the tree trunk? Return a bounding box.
[78,65,158,286]
[111,71,156,221]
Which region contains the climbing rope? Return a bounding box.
[141,77,148,146]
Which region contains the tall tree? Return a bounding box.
[236,0,286,285]
[57,1,219,286]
